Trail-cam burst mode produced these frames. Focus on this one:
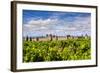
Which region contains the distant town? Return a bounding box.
[23,34,90,41]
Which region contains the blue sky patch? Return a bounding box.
[23,10,91,37]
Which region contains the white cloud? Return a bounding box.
[23,14,91,37]
[23,18,59,31]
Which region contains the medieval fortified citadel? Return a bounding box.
[23,34,89,41]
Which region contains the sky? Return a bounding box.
[23,10,91,37]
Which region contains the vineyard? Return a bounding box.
[23,37,91,62]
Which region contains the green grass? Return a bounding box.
[23,37,91,62]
